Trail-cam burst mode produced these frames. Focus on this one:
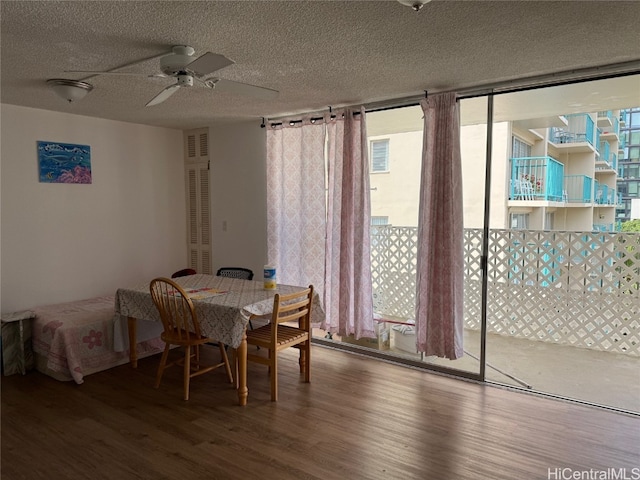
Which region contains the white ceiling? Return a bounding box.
[2,0,640,130]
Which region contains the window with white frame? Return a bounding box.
[370,139,390,173]
[371,216,390,226]
[510,213,529,230]
[512,136,532,158]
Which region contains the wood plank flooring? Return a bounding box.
[2,345,639,480]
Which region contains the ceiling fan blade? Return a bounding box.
[211,78,279,100]
[146,84,181,107]
[186,52,234,76]
[65,70,167,78]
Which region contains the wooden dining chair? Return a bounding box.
[216,267,258,331]
[149,277,233,400]
[245,285,314,401]
[171,268,197,278]
[216,267,254,280]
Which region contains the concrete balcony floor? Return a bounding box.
[326,329,640,413]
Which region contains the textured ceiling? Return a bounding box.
[2,0,640,130]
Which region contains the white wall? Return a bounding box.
[209,121,267,280]
[1,104,185,313]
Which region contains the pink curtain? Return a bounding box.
[266,117,327,298]
[324,107,375,339]
[415,93,464,359]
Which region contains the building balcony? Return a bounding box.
[597,110,620,139]
[345,226,640,412]
[593,222,615,232]
[564,174,594,203]
[509,156,564,202]
[594,182,618,206]
[549,114,598,152]
[596,141,618,172]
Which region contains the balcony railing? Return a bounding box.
[564,174,593,203]
[510,156,564,201]
[370,226,640,356]
[593,223,615,232]
[550,114,597,147]
[594,182,617,205]
[596,142,618,172]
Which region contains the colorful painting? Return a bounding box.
[37,141,92,184]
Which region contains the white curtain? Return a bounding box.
[324,107,375,339]
[415,93,464,359]
[266,117,326,298]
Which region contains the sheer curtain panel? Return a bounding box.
[266,118,327,298]
[324,107,375,339]
[415,93,464,359]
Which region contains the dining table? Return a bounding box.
[113,273,325,405]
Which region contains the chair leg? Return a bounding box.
[298,346,305,373]
[270,353,278,402]
[219,342,234,383]
[184,345,191,401]
[155,343,171,388]
[304,341,311,383]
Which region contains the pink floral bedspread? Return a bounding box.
[31,296,164,384]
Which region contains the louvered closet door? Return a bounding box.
[184,129,212,274]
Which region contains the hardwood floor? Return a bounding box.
[2,345,639,480]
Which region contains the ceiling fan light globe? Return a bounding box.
[46,79,94,103]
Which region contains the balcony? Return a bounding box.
[549,114,598,152]
[509,156,564,202]
[596,141,618,172]
[594,182,618,205]
[564,174,593,203]
[358,226,640,411]
[597,110,620,139]
[593,223,615,232]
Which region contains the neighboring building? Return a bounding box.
[615,107,640,223]
[507,110,621,232]
[367,107,625,232]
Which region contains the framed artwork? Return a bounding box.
[37,141,92,184]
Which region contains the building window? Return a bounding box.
[370,139,390,173]
[371,216,390,226]
[512,136,532,158]
[628,181,639,195]
[510,213,529,230]
[618,183,628,195]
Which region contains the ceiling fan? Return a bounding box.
[66,45,279,106]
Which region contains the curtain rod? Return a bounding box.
[263,59,640,126]
[264,107,362,128]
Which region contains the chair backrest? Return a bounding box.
[216,267,254,281]
[171,268,197,279]
[271,286,313,331]
[149,277,202,342]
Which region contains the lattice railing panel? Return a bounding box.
[371,227,639,356]
[371,226,418,319]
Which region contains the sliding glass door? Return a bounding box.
[484,75,640,412]
[313,73,639,414]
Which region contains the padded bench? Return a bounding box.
[30,296,164,384]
